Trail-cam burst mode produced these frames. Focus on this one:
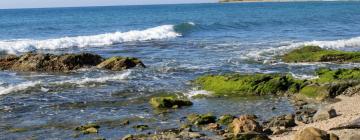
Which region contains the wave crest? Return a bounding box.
[0,24,186,54]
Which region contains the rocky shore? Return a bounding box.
[2,45,360,139]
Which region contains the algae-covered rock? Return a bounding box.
[297,85,330,101]
[97,56,145,71]
[282,45,360,63]
[194,73,303,96]
[75,123,100,134]
[132,124,149,131]
[187,113,217,125]
[217,114,235,125]
[149,97,193,109]
[316,68,360,83]
[265,114,296,129]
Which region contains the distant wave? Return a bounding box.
[0,23,195,54]
[246,36,360,61]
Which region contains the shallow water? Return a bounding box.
[1,1,360,139]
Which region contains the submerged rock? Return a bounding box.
[149,97,193,109]
[0,53,145,72]
[74,123,100,134]
[294,127,339,140]
[96,56,145,71]
[281,45,360,63]
[313,107,337,122]
[229,115,263,135]
[132,124,149,131]
[187,113,217,125]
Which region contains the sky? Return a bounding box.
[0,0,217,9]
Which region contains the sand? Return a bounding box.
[271,95,360,140]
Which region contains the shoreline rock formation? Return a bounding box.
[0,52,145,72]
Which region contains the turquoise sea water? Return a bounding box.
[1,2,360,139]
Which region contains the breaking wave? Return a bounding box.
[0,71,131,95]
[0,22,195,54]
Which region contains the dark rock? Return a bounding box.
[11,53,103,72]
[96,56,145,71]
[0,55,18,70]
[294,127,339,140]
[231,132,270,140]
[295,108,317,124]
[132,124,149,131]
[229,115,263,135]
[342,84,360,96]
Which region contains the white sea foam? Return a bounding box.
[290,72,319,80]
[53,70,131,85]
[0,71,131,95]
[246,36,360,61]
[0,25,181,54]
[0,81,41,95]
[186,90,212,98]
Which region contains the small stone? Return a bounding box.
[132,125,149,131]
[206,123,220,130]
[82,127,98,134]
[187,113,216,125]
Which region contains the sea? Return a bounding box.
[1,1,360,139]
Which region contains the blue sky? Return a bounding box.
[0,0,217,9]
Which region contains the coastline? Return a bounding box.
[271,95,360,140]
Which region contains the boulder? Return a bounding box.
[11,53,103,72]
[294,127,339,140]
[0,55,18,70]
[313,107,337,122]
[265,114,296,128]
[96,56,145,71]
[187,113,217,125]
[149,97,193,109]
[228,115,262,135]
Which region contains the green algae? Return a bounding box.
[217,114,235,125]
[194,73,303,96]
[282,45,360,63]
[297,85,329,101]
[187,113,217,125]
[316,68,360,83]
[149,96,193,109]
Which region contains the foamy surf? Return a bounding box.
[246,36,360,62]
[0,81,42,95]
[186,90,212,98]
[0,71,131,95]
[0,25,182,54]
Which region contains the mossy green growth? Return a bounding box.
[315,68,360,83]
[282,45,360,63]
[217,114,235,125]
[187,113,217,125]
[74,123,100,134]
[149,97,193,108]
[297,85,329,101]
[194,73,303,96]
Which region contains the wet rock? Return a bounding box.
[217,114,235,125]
[229,115,263,135]
[187,113,217,125]
[0,55,18,70]
[265,114,296,129]
[295,108,317,124]
[313,107,337,122]
[294,127,339,140]
[74,123,100,134]
[96,56,145,71]
[132,124,149,131]
[121,128,205,140]
[149,97,193,109]
[296,84,330,102]
[11,53,103,72]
